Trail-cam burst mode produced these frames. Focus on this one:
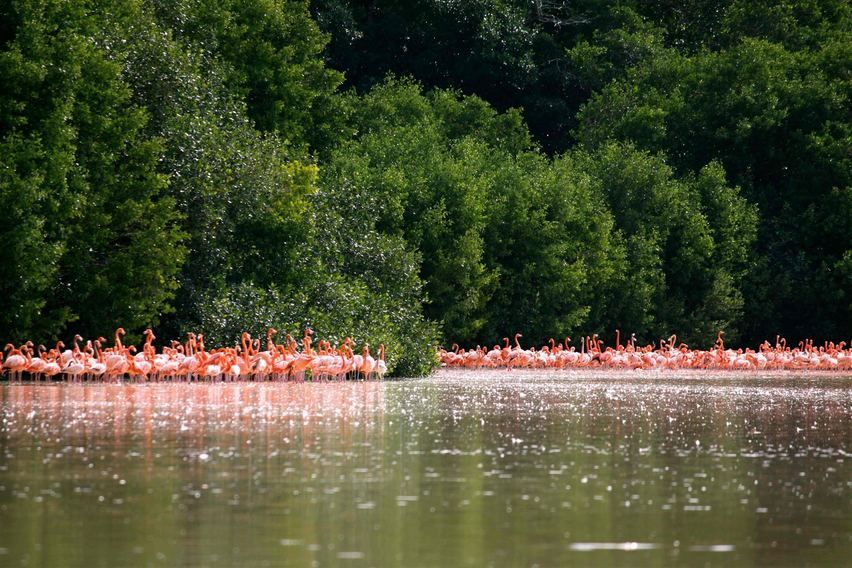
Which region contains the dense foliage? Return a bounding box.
[1,0,848,374]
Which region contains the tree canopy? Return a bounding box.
[1,0,848,373]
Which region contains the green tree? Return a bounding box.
[576,32,851,341]
[570,143,757,344]
[566,6,666,93]
[152,0,345,152]
[322,80,504,340]
[0,0,185,341]
[478,151,621,345]
[312,0,573,151]
[112,7,437,374]
[322,78,623,346]
[104,1,322,339]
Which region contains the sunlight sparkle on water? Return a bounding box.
[0,370,850,566]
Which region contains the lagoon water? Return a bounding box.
[1,370,850,566]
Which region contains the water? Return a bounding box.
[1,370,850,566]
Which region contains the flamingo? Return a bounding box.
[374,345,389,380]
[12,322,852,380]
[26,344,47,381]
[3,344,27,382]
[62,350,87,381]
[289,329,315,380]
[42,357,62,381]
[437,330,852,373]
[358,345,376,379]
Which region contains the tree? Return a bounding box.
[322,78,623,346]
[151,0,345,152]
[0,0,186,341]
[312,0,579,151]
[113,7,437,374]
[576,30,851,341]
[570,143,757,344]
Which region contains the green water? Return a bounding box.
[1,371,850,566]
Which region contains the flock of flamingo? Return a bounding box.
[440,332,852,371]
[1,328,387,382]
[3,328,851,382]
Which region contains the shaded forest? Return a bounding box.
[1,0,849,374]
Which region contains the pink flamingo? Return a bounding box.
[3,344,27,382]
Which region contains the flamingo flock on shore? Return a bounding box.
[440,332,852,371]
[2,328,387,382]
